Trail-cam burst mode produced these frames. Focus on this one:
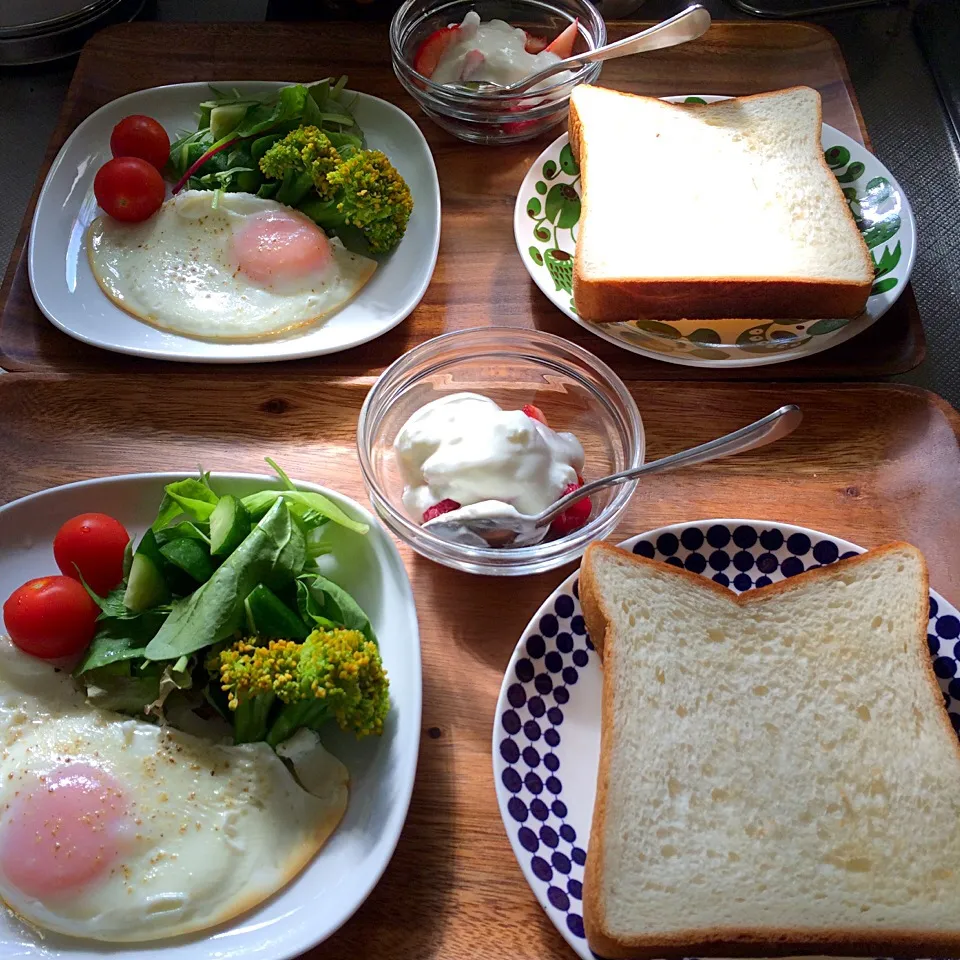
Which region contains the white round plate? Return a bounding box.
[493,519,959,959]
[29,82,441,363]
[514,95,916,368]
[0,472,422,959]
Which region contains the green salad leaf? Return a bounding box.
[76,609,169,672]
[241,489,368,535]
[144,499,306,660]
[83,661,163,714]
[296,573,376,644]
[72,461,376,750]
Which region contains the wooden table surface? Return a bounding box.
[0,20,923,379]
[0,374,957,958]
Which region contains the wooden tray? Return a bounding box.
[0,375,957,958]
[0,20,923,379]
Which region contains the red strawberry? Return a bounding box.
[502,116,542,137]
[522,403,548,425]
[550,481,591,536]
[545,18,578,59]
[524,31,548,53]
[413,25,460,78]
[423,499,461,523]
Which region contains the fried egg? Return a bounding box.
[0,638,348,942]
[86,191,377,340]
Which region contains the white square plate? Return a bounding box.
[0,472,422,958]
[29,82,440,363]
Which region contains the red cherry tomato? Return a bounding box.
[3,577,99,660]
[54,513,130,596]
[110,115,170,171]
[94,157,165,223]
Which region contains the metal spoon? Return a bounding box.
[453,5,712,96]
[422,404,802,549]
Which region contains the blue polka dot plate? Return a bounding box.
[492,519,960,960]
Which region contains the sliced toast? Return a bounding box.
[569,86,874,323]
[579,541,960,958]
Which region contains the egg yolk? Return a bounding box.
[232,210,333,287]
[0,763,128,899]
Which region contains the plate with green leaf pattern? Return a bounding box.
[513,95,916,368]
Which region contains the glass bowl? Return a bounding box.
[390,0,606,145]
[357,328,644,576]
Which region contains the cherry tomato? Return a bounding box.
[94,157,165,223]
[54,513,130,596]
[3,577,99,660]
[110,115,170,171]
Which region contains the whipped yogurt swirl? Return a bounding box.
[394,392,585,522]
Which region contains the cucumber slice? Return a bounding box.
[244,584,309,640]
[210,495,252,558]
[234,170,261,193]
[123,530,169,611]
[159,538,214,585]
[210,104,248,142]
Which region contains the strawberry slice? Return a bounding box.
[459,48,486,81]
[522,403,548,425]
[524,31,548,53]
[413,25,460,78]
[423,499,461,523]
[550,480,592,537]
[545,18,578,59]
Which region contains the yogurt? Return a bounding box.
[431,11,573,90]
[394,392,585,522]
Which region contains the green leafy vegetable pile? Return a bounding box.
[75,459,388,750]
[167,78,412,254]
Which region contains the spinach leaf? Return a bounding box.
[79,579,129,618]
[144,499,306,661]
[75,609,168,672]
[234,84,309,139]
[154,521,210,546]
[266,456,296,490]
[241,489,368,535]
[296,573,376,644]
[159,537,215,585]
[162,478,220,523]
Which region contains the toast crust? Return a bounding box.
[580,540,959,960]
[568,86,874,323]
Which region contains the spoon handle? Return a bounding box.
[562,4,712,67]
[508,5,711,93]
[536,404,803,527]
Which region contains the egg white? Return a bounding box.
[86,191,377,341]
[0,638,348,942]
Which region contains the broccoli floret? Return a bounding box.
[259,126,413,254]
[299,149,413,254]
[211,628,389,748]
[258,126,342,204]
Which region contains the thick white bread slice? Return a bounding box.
[569,86,874,322]
[578,541,960,959]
